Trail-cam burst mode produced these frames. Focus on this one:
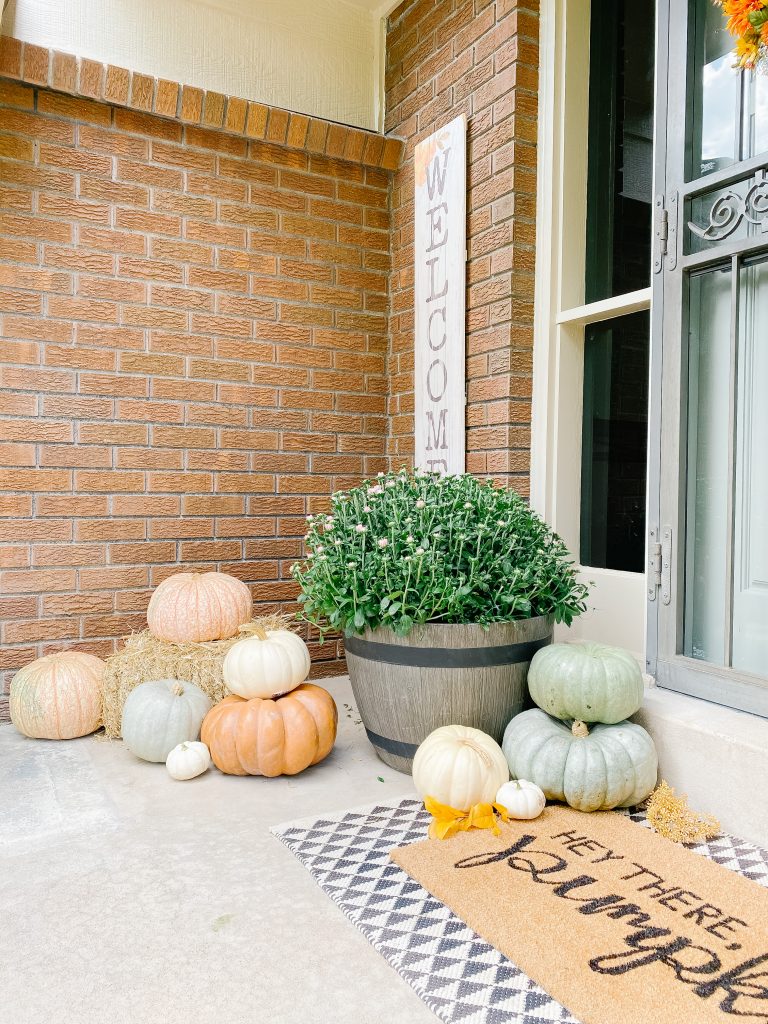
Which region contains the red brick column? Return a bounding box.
[385,0,540,492]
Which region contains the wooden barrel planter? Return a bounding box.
[344,616,552,774]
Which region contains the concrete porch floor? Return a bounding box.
[0,676,436,1024]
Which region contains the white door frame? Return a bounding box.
[530,0,655,660]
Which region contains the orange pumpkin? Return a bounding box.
[201,684,338,776]
[147,571,253,644]
[10,651,104,739]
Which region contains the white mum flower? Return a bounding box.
[406,535,414,543]
[464,502,472,509]
[377,472,385,478]
[416,499,425,509]
[378,538,388,548]
[346,561,356,568]
[363,505,372,513]
[315,544,324,553]
[355,524,367,533]
[385,480,396,488]
[306,514,314,521]
[415,547,425,556]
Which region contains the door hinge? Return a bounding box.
[648,526,661,601]
[653,197,668,274]
[648,525,672,604]
[653,192,678,274]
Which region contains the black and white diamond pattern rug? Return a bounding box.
[272,799,768,1024]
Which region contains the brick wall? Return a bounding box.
[385,0,539,490]
[0,73,392,706]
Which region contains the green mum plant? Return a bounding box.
[292,470,589,638]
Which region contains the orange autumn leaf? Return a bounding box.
[414,130,450,188]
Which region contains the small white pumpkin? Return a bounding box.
[121,679,211,763]
[412,724,509,811]
[495,779,546,820]
[166,740,211,781]
[223,627,311,700]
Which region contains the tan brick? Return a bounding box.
[42,591,115,615]
[79,566,148,589]
[36,496,108,517]
[130,73,154,112]
[22,42,51,85]
[39,445,111,468]
[148,517,213,539]
[180,86,204,123]
[154,80,179,118]
[109,542,176,564]
[104,64,131,105]
[32,543,104,566]
[0,36,23,79]
[1,568,76,593]
[78,58,103,99]
[75,470,144,492]
[111,496,180,516]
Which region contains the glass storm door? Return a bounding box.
[648,0,768,714]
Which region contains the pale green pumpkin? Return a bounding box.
[527,642,644,724]
[121,679,211,763]
[502,708,657,812]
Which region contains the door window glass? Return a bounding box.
[684,266,732,665]
[585,0,655,303]
[732,258,768,675]
[684,259,768,677]
[580,311,650,572]
[688,0,768,181]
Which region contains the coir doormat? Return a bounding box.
[392,804,768,1024]
[273,798,768,1024]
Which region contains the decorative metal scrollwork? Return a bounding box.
[688,170,768,242]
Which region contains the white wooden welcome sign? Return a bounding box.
[413,114,467,475]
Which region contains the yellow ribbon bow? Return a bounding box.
[424,795,510,840]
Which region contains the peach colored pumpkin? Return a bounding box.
[147,571,253,644]
[10,651,104,739]
[201,684,338,777]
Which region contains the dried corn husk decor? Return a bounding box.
[645,780,721,844]
[101,614,291,739]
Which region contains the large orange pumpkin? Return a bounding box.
[10,651,104,739]
[147,571,253,644]
[201,684,338,776]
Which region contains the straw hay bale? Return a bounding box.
[102,614,290,738]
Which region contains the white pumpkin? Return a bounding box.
[166,740,211,781]
[223,628,310,700]
[495,779,546,820]
[121,679,211,763]
[412,725,509,811]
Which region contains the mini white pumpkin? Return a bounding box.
[412,724,509,811]
[495,779,546,820]
[121,679,211,763]
[223,627,311,700]
[166,740,211,781]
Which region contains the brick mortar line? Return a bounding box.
[0,36,405,172]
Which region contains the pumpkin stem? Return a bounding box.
[572,720,589,738]
[171,682,185,696]
[513,780,522,789]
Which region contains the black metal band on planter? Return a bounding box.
[344,633,552,669]
[364,728,420,759]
